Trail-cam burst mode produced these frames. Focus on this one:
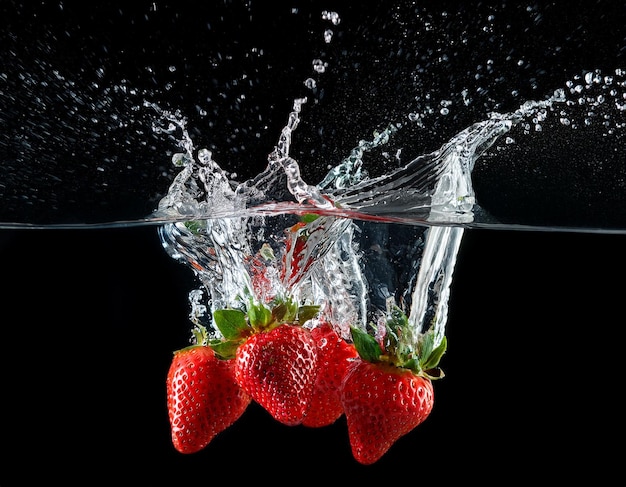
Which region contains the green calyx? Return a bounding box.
[350,305,447,380]
[173,324,210,354]
[183,220,205,235]
[210,297,320,359]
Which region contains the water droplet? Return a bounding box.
[321,10,341,25]
[312,59,327,74]
[172,152,189,167]
[552,88,566,102]
[198,149,212,165]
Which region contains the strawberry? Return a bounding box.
[341,305,446,465]
[211,299,321,426]
[342,358,434,464]
[235,323,319,426]
[302,321,358,428]
[166,330,251,454]
[281,220,313,287]
[280,214,338,289]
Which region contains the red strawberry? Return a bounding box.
[281,220,311,286]
[341,359,434,464]
[340,306,446,464]
[166,344,251,454]
[302,322,358,428]
[281,215,333,288]
[234,323,319,426]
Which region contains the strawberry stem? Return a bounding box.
[350,305,447,379]
[209,298,321,360]
[191,324,209,346]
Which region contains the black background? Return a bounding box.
[2,0,626,227]
[1,227,625,484]
[1,0,626,484]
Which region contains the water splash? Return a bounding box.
[155,85,478,347]
[154,66,625,348]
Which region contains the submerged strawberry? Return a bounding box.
[341,305,446,465]
[302,321,358,428]
[166,337,251,454]
[280,214,337,289]
[342,358,434,464]
[235,323,319,425]
[211,299,321,426]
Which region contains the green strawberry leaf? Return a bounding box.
[248,301,273,329]
[184,220,204,234]
[213,309,248,340]
[272,298,298,324]
[190,324,209,346]
[300,213,320,223]
[423,367,445,380]
[420,335,447,371]
[384,318,400,357]
[209,339,240,360]
[402,357,421,374]
[350,326,382,363]
[271,302,288,323]
[298,305,321,324]
[417,329,435,364]
[384,304,416,363]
